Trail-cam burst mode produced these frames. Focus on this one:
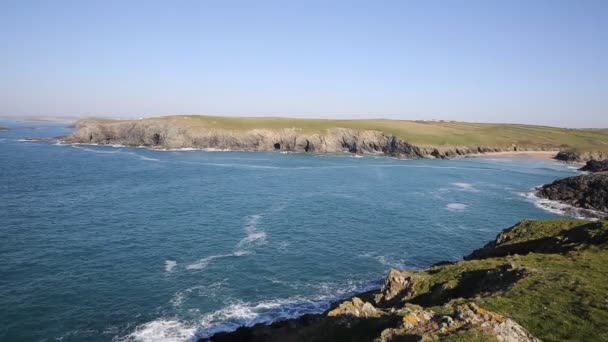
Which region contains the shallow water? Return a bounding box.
[0,121,580,342]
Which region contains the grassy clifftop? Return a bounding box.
[130,115,607,152]
[67,115,608,159]
[204,219,608,341]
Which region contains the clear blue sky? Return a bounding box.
[1,0,606,127]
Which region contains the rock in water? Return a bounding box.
[536,172,608,213]
[580,160,608,172]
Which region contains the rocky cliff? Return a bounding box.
[536,172,608,213]
[200,219,608,341]
[61,118,544,159]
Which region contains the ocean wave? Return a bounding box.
[236,214,267,250]
[137,155,161,162]
[446,203,467,212]
[72,145,123,154]
[450,182,477,191]
[165,260,177,272]
[185,209,275,272]
[123,280,381,341]
[118,319,198,342]
[359,252,406,269]
[71,146,161,161]
[185,253,239,270]
[169,281,228,308]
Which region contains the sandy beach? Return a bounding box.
[470,150,560,160]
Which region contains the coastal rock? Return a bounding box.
[374,269,423,306]
[580,159,608,172]
[536,172,608,213]
[327,297,381,319]
[555,150,608,163]
[377,303,539,342]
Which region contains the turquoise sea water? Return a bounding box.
[0,122,580,342]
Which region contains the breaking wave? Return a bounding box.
[165,260,177,272]
[121,279,380,342]
[446,203,468,212]
[518,190,604,220]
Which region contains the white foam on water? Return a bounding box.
[137,155,161,162]
[119,319,197,342]
[169,281,228,308]
[446,203,468,212]
[360,252,406,269]
[450,182,477,191]
[165,260,177,272]
[123,279,380,341]
[236,214,267,250]
[72,145,123,154]
[206,163,279,169]
[185,211,272,272]
[185,254,235,270]
[517,190,604,220]
[15,138,38,142]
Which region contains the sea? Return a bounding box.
[0,121,582,341]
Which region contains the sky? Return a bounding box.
[1,0,607,128]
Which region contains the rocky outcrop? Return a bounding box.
[0,126,8,131]
[580,159,608,172]
[555,150,608,163]
[61,118,542,159]
[374,269,424,306]
[536,172,608,213]
[327,297,381,319]
[377,303,540,342]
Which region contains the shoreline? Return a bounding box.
[467,150,561,161]
[46,138,568,162]
[198,218,608,341]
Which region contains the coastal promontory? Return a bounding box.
[60,115,608,160]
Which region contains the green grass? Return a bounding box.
[411,219,608,341]
[148,115,608,152]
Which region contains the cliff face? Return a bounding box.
[62,119,537,159]
[200,219,608,341]
[536,172,608,213]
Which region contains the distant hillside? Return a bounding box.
[62,115,608,160]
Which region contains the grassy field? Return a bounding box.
[155,115,608,152]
